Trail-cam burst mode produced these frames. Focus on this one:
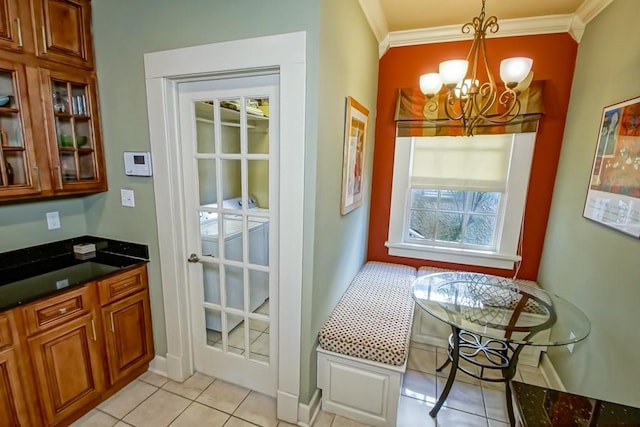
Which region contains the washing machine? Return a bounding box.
[200,197,269,332]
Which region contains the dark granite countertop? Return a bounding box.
[0,236,149,311]
[512,381,640,426]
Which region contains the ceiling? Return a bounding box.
[360,0,614,54]
[378,0,586,32]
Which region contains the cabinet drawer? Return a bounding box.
[97,265,147,305]
[0,312,13,351]
[22,286,91,336]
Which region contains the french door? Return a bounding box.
[177,74,278,395]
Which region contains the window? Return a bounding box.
[386,133,536,269]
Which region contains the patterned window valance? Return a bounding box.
[394,81,545,137]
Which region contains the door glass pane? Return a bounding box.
[70,84,88,116]
[221,214,243,262]
[248,216,268,266]
[249,300,269,363]
[75,120,91,149]
[78,152,95,180]
[195,101,216,154]
[224,265,244,310]
[248,269,268,312]
[60,151,76,181]
[198,159,218,206]
[3,151,25,185]
[52,81,69,114]
[220,159,241,201]
[205,307,222,346]
[0,114,23,148]
[203,263,220,305]
[56,117,73,147]
[220,98,241,155]
[226,312,246,354]
[247,97,269,155]
[248,160,268,207]
[0,71,16,104]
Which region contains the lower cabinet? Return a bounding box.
[0,312,36,427]
[5,263,153,427]
[101,290,154,385]
[27,313,105,426]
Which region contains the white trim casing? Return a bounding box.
[144,31,306,424]
[386,134,536,270]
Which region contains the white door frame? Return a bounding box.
[144,32,305,423]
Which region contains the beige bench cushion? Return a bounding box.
[318,262,417,366]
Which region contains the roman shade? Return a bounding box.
[411,134,512,191]
[395,80,545,137]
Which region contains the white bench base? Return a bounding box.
[317,347,406,427]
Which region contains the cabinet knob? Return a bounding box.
[187,253,200,263]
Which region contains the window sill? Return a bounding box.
[385,241,520,270]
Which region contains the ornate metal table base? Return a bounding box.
[429,326,526,426]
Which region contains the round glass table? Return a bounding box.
[412,271,590,426]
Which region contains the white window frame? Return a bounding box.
[386,133,536,269]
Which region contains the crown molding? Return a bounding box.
[364,0,615,58]
[358,0,388,44]
[575,0,615,24]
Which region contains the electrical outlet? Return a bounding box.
[121,189,135,207]
[568,332,576,353]
[46,211,61,230]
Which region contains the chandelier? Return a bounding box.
[419,0,533,136]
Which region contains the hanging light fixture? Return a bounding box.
[419,0,533,136]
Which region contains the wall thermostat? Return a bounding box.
[124,151,153,176]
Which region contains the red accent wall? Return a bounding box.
[367,33,578,280]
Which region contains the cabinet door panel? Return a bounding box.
[0,347,32,427]
[28,313,104,425]
[32,0,93,68]
[102,291,154,385]
[0,0,28,52]
[0,59,40,198]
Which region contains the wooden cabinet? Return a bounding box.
[41,68,106,193]
[31,0,94,69]
[98,265,154,386]
[0,311,37,427]
[24,285,104,426]
[2,264,153,426]
[0,0,105,202]
[0,58,40,196]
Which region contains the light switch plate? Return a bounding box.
[121,189,135,207]
[46,211,61,230]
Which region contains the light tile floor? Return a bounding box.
[71,341,549,427]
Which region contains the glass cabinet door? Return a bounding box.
[43,69,105,192]
[0,61,38,195]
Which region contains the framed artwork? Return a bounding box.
[340,97,370,215]
[583,95,640,238]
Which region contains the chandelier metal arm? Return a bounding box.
[419,0,532,136]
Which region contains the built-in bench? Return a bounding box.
[316,262,549,426]
[316,261,417,427]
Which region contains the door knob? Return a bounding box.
[187,253,200,263]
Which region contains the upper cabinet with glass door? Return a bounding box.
[0,0,105,202]
[42,69,106,192]
[0,60,39,197]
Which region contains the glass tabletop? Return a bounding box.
[412,271,590,346]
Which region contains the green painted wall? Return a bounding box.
[538,0,640,407]
[91,0,318,358]
[298,0,379,403]
[0,199,87,252]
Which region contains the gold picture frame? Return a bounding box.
[340,96,370,215]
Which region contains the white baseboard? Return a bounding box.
[297,389,321,427]
[148,355,168,377]
[539,353,565,391]
[276,390,299,424]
